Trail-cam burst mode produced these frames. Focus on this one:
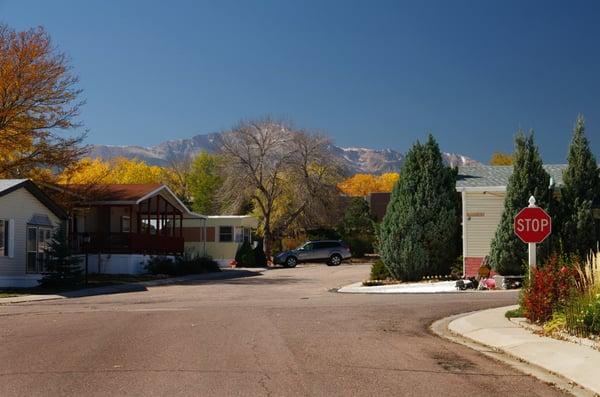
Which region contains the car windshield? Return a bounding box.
[298,242,312,250]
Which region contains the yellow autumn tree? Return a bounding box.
[0,24,86,178]
[338,172,400,196]
[58,157,168,185]
[489,152,513,165]
[377,172,400,192]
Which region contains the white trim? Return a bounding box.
[136,185,206,218]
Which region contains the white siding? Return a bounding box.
[464,192,505,257]
[0,188,61,277]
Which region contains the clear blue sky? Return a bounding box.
[2,0,599,163]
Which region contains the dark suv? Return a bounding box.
[274,240,352,268]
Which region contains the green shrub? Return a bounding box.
[176,252,221,274]
[345,236,374,258]
[450,256,463,280]
[505,307,524,319]
[254,240,268,267]
[370,259,391,281]
[40,224,83,289]
[145,256,177,275]
[235,241,256,267]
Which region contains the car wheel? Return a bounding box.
[328,254,342,266]
[285,256,298,268]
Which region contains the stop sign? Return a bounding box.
[514,207,552,243]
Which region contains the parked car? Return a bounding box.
[274,240,352,268]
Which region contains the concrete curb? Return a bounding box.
[0,269,262,305]
[338,280,460,294]
[431,306,599,397]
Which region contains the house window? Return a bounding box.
[121,216,131,233]
[219,226,233,242]
[234,227,244,243]
[26,226,53,273]
[0,220,8,256]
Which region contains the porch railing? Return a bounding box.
[71,232,184,255]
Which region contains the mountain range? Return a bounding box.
[89,132,481,174]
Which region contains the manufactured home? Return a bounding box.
[183,215,259,266]
[68,184,205,274]
[0,179,67,287]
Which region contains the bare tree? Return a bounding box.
[0,24,86,178]
[219,119,342,256]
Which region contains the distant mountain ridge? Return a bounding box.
[89,132,481,174]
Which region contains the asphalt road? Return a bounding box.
[0,264,566,396]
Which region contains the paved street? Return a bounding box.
[0,264,565,396]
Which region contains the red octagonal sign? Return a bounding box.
[514,207,552,243]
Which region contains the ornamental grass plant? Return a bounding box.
[564,251,600,338]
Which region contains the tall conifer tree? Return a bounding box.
[489,132,550,275]
[379,135,460,281]
[560,115,600,257]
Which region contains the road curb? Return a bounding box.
[0,269,262,305]
[430,308,596,397]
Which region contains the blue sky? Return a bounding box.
[2,0,599,163]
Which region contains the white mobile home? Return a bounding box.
[0,180,67,287]
[183,215,259,266]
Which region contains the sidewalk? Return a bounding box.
[0,268,261,304]
[447,305,600,396]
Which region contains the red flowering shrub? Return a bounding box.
[522,254,578,323]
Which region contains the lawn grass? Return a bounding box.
[505,307,524,318]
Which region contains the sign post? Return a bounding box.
[514,196,552,276]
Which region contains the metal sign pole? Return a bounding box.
[527,196,537,278]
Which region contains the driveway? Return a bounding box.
[0,264,565,396]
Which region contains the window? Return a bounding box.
[219,226,233,242]
[121,216,131,233]
[234,227,244,243]
[26,226,53,273]
[302,243,314,251]
[0,220,7,256]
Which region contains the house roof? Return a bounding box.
[66,183,205,219]
[79,184,164,202]
[456,165,568,191]
[0,179,67,219]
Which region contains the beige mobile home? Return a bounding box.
[456,165,566,276]
[0,180,67,287]
[183,215,259,266]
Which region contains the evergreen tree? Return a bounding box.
[339,197,375,236]
[338,197,377,257]
[489,132,551,275]
[560,115,600,258]
[378,135,460,281]
[253,240,268,267]
[40,223,83,288]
